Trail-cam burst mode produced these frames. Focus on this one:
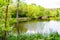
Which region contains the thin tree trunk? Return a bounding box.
[16,0,20,34]
[4,0,9,40]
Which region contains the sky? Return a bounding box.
[13,0,60,9]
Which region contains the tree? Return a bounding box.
[4,0,9,40]
[0,0,5,7]
[16,0,20,34]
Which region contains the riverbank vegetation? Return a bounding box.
[1,0,60,19]
[6,32,60,40]
[0,0,60,40]
[10,2,60,19]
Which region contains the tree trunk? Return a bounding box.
[4,0,9,40]
[16,0,20,34]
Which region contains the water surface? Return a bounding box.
[14,20,60,34]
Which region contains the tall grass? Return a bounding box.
[6,32,60,40]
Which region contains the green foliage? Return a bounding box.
[6,32,60,40]
[7,33,44,40]
[9,2,60,19]
[46,32,60,40]
[0,0,5,7]
[7,35,17,40]
[0,0,60,40]
[0,0,16,37]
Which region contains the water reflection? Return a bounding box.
[43,20,60,34]
[14,20,60,34]
[25,22,45,33]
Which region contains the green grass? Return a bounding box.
[6,32,60,40]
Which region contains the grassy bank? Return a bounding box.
[3,32,59,40]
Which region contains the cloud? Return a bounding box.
[13,0,60,8]
[22,0,60,8]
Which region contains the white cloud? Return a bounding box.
[13,0,60,8]
[22,0,60,8]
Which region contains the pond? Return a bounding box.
[13,20,60,35]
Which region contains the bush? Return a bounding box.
[6,32,60,40]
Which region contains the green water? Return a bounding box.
[12,20,60,35]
